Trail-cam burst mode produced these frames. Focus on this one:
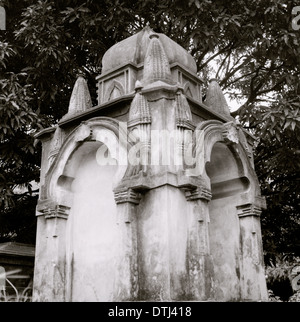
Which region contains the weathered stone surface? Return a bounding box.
[33,27,268,302]
[205,78,231,116]
[101,25,197,74]
[143,33,173,85]
[65,74,92,117]
[96,26,203,106]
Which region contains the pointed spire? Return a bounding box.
[205,79,231,116]
[68,73,92,115]
[128,87,151,126]
[48,125,63,166]
[143,33,172,85]
[144,21,152,31]
[175,89,193,129]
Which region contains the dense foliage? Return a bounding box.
[0,0,299,292]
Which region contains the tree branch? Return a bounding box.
[197,42,234,71]
[224,70,257,88]
[220,56,252,87]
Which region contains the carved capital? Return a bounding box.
[185,186,212,202]
[236,203,262,218]
[114,188,142,205]
[222,121,239,144]
[45,205,70,220]
[36,199,70,220]
[176,119,195,131]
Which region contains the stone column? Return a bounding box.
[136,183,194,301]
[135,186,171,301]
[185,185,213,300]
[237,203,268,301]
[113,188,141,301]
[33,200,70,301]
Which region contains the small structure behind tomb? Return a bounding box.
[0,242,35,300]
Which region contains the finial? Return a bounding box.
[143,28,172,85]
[67,74,92,115]
[205,78,230,116]
[144,21,152,32]
[76,68,87,79]
[149,32,159,40]
[76,72,86,79]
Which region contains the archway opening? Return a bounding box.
[206,142,249,301]
[62,141,119,301]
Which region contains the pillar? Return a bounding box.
[113,188,141,301]
[33,200,70,301]
[185,185,213,300]
[237,202,268,301]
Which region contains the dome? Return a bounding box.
[101,26,197,74]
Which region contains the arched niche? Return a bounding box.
[64,141,119,301]
[206,142,249,200]
[42,117,128,301]
[205,142,249,301]
[45,117,128,204]
[105,80,125,102]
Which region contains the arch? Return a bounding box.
[44,117,128,204]
[183,81,195,99]
[188,120,257,187]
[207,141,244,300]
[105,79,125,102]
[186,120,225,180]
[206,142,249,200]
[190,119,263,301]
[64,143,119,301]
[41,117,131,301]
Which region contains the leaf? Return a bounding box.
[283,119,291,130]
[275,131,281,141]
[194,0,200,9]
[11,101,20,110]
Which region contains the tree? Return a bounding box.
[0,0,299,260]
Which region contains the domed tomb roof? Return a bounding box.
[101,26,197,74]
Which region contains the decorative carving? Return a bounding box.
[114,188,142,205]
[222,121,239,144]
[74,122,92,142]
[105,79,125,102]
[238,126,255,166]
[44,205,70,220]
[236,203,262,218]
[48,126,63,167]
[175,90,194,130]
[183,81,194,99]
[143,33,173,85]
[128,89,151,128]
[127,82,151,175]
[67,74,92,115]
[37,199,70,220]
[185,186,212,202]
[204,79,231,116]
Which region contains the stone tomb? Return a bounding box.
[32,27,268,301]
